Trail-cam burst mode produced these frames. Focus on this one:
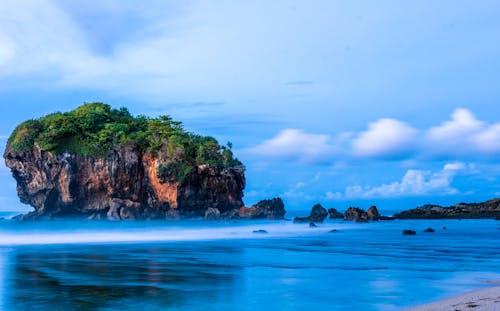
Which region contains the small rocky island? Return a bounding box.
[4,103,285,220]
[394,199,500,219]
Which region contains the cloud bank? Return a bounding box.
[324,162,476,199]
[246,108,500,163]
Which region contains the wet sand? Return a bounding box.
[405,286,500,311]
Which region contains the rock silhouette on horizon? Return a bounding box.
[294,204,328,223]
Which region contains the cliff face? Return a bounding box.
[4,144,246,220]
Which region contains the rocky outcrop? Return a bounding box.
[343,206,382,222]
[4,144,259,220]
[236,198,286,220]
[327,208,343,219]
[294,204,328,223]
[366,206,380,221]
[343,207,368,222]
[394,199,500,219]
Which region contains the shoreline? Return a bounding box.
[405,286,500,311]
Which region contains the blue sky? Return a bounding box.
[1,0,500,213]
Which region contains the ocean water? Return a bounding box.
[0,214,498,311]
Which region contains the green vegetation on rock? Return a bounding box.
[8,103,242,182]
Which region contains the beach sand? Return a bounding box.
[405,286,500,311]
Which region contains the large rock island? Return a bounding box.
[4,103,285,220]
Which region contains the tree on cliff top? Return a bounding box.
[7,103,242,181]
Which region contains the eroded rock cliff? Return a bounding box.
[4,144,246,220]
[4,103,285,220]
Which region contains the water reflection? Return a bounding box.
[0,219,498,310]
[4,243,243,311]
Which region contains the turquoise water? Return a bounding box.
[0,216,499,310]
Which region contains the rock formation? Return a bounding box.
[343,206,385,222]
[343,207,368,222]
[366,206,380,221]
[5,144,249,220]
[327,208,343,219]
[394,199,500,219]
[235,198,286,220]
[294,203,328,223]
[4,103,286,220]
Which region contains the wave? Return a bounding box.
[0,221,353,246]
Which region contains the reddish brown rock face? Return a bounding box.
[4,144,246,220]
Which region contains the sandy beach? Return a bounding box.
[405,286,500,311]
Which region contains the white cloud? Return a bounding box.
[244,129,336,163]
[246,108,500,164]
[427,108,483,141]
[425,108,500,157]
[472,123,500,154]
[325,191,342,200]
[0,34,15,66]
[327,162,476,199]
[351,118,418,158]
[0,0,96,78]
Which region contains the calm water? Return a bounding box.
[0,214,499,311]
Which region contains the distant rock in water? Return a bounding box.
[423,228,435,233]
[3,103,285,220]
[344,207,368,222]
[402,230,416,235]
[344,206,382,222]
[309,222,318,228]
[236,198,286,220]
[367,206,380,221]
[252,229,268,234]
[327,208,343,219]
[394,199,500,219]
[294,204,328,223]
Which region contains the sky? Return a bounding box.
[1,0,500,213]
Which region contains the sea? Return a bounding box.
[0,210,498,311]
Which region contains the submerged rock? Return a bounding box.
[252,229,268,234]
[294,204,328,223]
[309,222,318,228]
[402,230,417,235]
